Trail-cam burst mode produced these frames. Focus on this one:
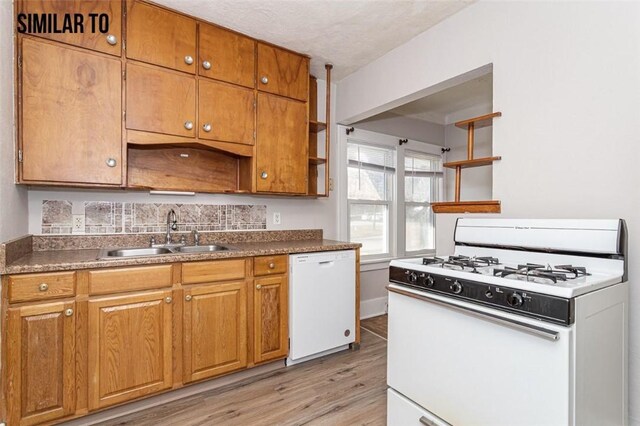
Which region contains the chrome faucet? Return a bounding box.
[192,229,200,246]
[166,209,177,244]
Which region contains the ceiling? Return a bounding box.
[381,73,493,124]
[154,0,475,80]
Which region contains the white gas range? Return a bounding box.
[386,218,629,426]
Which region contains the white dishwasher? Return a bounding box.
[287,250,356,365]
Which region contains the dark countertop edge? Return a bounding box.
[1,241,362,275]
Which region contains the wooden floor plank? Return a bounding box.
[99,325,387,426]
[361,314,388,340]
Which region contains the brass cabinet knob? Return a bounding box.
[268,262,275,269]
[260,76,268,84]
[202,123,212,132]
[64,308,74,317]
[184,55,194,65]
[106,34,117,45]
[106,158,117,167]
[165,296,173,304]
[39,283,49,292]
[185,295,192,301]
[202,60,212,70]
[184,121,194,130]
[256,284,262,289]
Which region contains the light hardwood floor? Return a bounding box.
[361,315,388,340]
[100,318,388,426]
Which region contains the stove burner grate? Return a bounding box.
[423,255,500,273]
[493,263,590,283]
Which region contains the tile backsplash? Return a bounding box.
[41,200,267,235]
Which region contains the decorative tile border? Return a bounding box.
[41,200,267,235]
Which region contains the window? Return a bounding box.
[342,128,443,261]
[404,151,443,253]
[347,142,395,257]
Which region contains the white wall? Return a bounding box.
[444,104,493,201]
[354,113,445,145]
[0,0,28,243]
[337,1,640,423]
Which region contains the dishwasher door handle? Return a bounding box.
[319,260,335,266]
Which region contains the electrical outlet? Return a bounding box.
[72,214,85,233]
[329,178,334,191]
[273,212,281,225]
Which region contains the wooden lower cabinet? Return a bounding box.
[183,281,248,383]
[5,301,76,426]
[87,290,173,410]
[253,275,289,363]
[1,258,295,425]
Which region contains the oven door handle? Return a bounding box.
[387,286,561,341]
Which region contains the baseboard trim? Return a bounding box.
[360,296,388,319]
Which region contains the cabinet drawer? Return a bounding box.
[182,259,246,284]
[88,265,173,295]
[254,255,287,276]
[8,272,76,303]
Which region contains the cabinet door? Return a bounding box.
[253,275,288,363]
[256,93,308,193]
[88,291,173,409]
[20,37,122,185]
[199,23,255,88]
[17,0,122,56]
[6,301,76,426]
[199,79,255,145]
[126,0,196,73]
[257,43,309,101]
[183,281,247,383]
[126,62,196,138]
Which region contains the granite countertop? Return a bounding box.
[1,237,361,275]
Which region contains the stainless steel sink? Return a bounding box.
[97,244,231,260]
[98,247,174,259]
[174,245,229,253]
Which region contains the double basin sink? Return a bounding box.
[97,244,231,260]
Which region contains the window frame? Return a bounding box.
[338,127,444,263]
[403,150,444,256]
[345,139,396,261]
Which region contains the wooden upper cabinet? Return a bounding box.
[256,93,308,194]
[126,62,196,138]
[253,275,288,364]
[199,23,255,88]
[6,301,76,426]
[183,281,248,383]
[17,0,122,56]
[20,37,122,185]
[88,291,173,409]
[126,0,196,73]
[199,79,255,145]
[257,43,309,101]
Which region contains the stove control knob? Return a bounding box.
[450,280,463,294]
[426,275,435,287]
[507,292,524,307]
[407,272,418,283]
